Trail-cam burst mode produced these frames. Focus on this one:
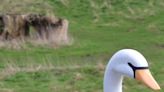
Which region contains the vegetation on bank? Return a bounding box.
[0,0,164,92]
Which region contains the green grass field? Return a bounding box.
[0,0,164,92]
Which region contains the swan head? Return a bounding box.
[107,49,160,90]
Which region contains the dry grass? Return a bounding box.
[0,34,73,49]
[0,59,105,81]
[59,0,70,7]
[89,0,164,24]
[147,23,160,33]
[0,17,72,49]
[0,0,54,15]
[0,88,13,92]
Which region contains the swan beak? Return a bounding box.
[135,69,160,90]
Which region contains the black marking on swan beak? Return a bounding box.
[128,63,149,78]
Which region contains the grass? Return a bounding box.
[0,0,54,14]
[0,0,164,92]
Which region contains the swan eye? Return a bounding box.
[128,63,148,78]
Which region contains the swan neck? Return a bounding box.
[104,69,123,92]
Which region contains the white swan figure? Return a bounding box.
[104,49,160,92]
